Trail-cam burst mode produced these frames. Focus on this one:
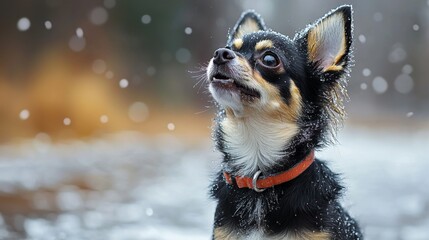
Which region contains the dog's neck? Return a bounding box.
[220,108,299,176]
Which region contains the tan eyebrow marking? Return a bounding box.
[255,39,273,51]
[233,38,243,49]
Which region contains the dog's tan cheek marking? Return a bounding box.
[213,227,238,240]
[255,39,273,51]
[253,71,289,120]
[252,70,277,95]
[253,72,302,122]
[233,38,243,50]
[288,80,303,121]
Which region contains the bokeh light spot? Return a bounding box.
[372,76,388,94]
[69,36,86,52]
[141,15,151,24]
[119,79,129,88]
[17,17,31,31]
[90,7,109,25]
[175,48,191,63]
[19,109,30,120]
[44,21,52,30]
[394,74,414,94]
[128,102,149,123]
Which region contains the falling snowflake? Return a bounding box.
[358,34,366,43]
[362,68,371,77]
[119,79,129,88]
[100,115,109,124]
[402,64,413,75]
[44,21,52,30]
[372,76,388,94]
[146,208,153,216]
[185,27,193,35]
[63,118,71,126]
[167,123,175,131]
[141,15,151,24]
[17,17,31,31]
[19,109,30,120]
[76,28,84,38]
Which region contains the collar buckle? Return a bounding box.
[252,170,265,192]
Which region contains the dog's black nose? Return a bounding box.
[213,48,235,65]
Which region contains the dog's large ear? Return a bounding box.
[227,10,267,46]
[297,5,353,75]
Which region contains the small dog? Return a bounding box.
[206,5,363,240]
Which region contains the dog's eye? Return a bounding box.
[261,53,279,67]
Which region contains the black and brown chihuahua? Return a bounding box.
[206,5,362,240]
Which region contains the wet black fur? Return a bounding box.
[209,5,362,239]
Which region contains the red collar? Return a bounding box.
[223,150,315,192]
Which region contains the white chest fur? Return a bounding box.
[221,114,298,176]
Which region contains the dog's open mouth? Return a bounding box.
[211,73,260,100]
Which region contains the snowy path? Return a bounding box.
[0,127,428,240]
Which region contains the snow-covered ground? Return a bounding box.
[0,126,428,240]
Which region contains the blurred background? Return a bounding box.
[0,0,428,239]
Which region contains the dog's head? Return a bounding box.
[207,6,353,145]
